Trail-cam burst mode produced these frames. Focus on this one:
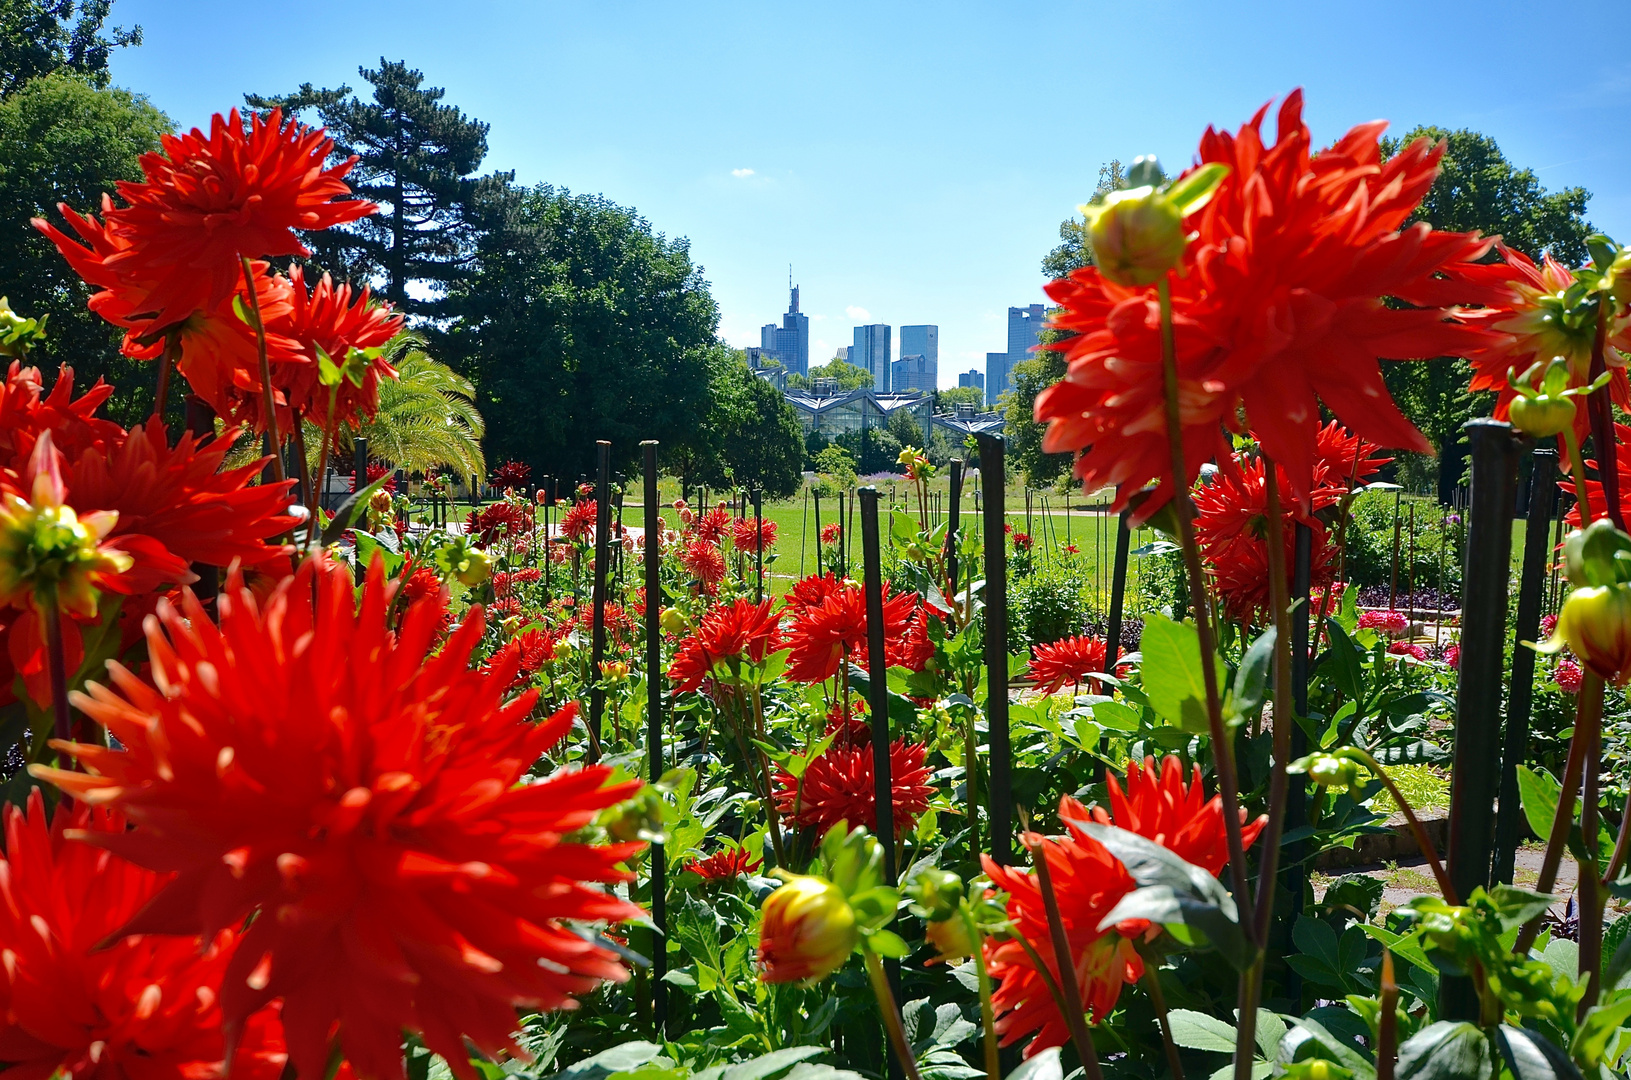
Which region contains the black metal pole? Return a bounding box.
[541,474,552,602]
[946,459,963,602]
[588,441,612,762]
[978,434,1013,866]
[641,442,666,1033]
[1494,446,1558,885]
[752,488,764,602]
[859,487,902,1080]
[1104,510,1132,672]
[813,491,823,576]
[354,435,368,491]
[1441,419,1521,1021]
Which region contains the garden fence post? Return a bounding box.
[588,441,612,763]
[353,436,367,492]
[541,475,552,601]
[752,488,764,602]
[1282,522,1313,981]
[859,487,903,1078]
[1442,419,1521,1021]
[946,459,963,602]
[1390,488,1402,611]
[813,491,823,575]
[977,434,1013,866]
[1494,445,1557,885]
[641,441,667,1034]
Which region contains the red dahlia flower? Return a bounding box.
[678,538,726,590]
[85,109,371,331]
[1028,635,1108,694]
[0,790,288,1080]
[1556,659,1583,694]
[693,504,731,544]
[1456,245,1631,433]
[464,501,532,548]
[1036,90,1498,518]
[732,516,778,552]
[1561,422,1631,527]
[772,739,935,839]
[685,845,763,881]
[784,572,846,612]
[782,579,919,683]
[983,760,1265,1056]
[667,598,784,693]
[491,460,531,487]
[560,499,596,543]
[819,522,842,546]
[1357,610,1410,635]
[37,557,645,1080]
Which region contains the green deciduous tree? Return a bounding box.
[0,72,168,421]
[0,0,140,98]
[689,354,806,499]
[935,386,985,411]
[444,183,720,482]
[789,357,874,392]
[248,60,505,315]
[1013,161,1123,489]
[1379,127,1592,496]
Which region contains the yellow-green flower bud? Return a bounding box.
[757,874,859,984]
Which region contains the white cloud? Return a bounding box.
[731,168,755,178]
[845,305,871,320]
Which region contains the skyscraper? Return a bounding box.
[898,325,937,393]
[985,351,1009,405]
[983,303,1047,404]
[891,354,934,394]
[853,324,892,391]
[958,369,985,393]
[758,283,810,376]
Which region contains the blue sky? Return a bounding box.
[108,1,1630,388]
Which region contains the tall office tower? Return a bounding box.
[891,354,934,394]
[1007,304,1046,368]
[758,283,811,375]
[985,351,1009,405]
[853,324,892,391]
[958,369,985,393]
[898,325,938,392]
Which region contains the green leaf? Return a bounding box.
[1003,1047,1061,1080]
[1321,618,1366,702]
[1282,1015,1376,1080]
[1165,162,1230,215]
[1487,885,1559,932]
[1396,1022,1491,1080]
[551,1042,666,1080]
[1518,767,1561,848]
[1495,1026,1582,1080]
[719,1048,828,1080]
[1571,996,1631,1068]
[1167,1009,1237,1053]
[1230,627,1276,723]
[1092,700,1142,732]
[1140,613,1222,734]
[1603,916,1631,991]
[323,469,394,547]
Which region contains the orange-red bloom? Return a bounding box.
[0,790,289,1080]
[732,517,778,552]
[37,557,645,1080]
[76,109,371,332]
[782,579,919,683]
[983,758,1265,1056]
[667,597,785,693]
[1035,91,1498,519]
[560,500,596,543]
[685,846,763,881]
[771,739,935,839]
[1028,635,1108,694]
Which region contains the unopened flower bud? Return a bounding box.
[369,489,394,515]
[1547,583,1631,684]
[1087,186,1187,287]
[905,867,963,921]
[757,874,859,984]
[924,914,975,964]
[600,785,662,844]
[660,607,689,636]
[601,659,629,683]
[455,549,492,587]
[1508,394,1578,438]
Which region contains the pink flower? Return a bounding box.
[1358,610,1409,636]
[1388,641,1427,661]
[1556,659,1583,694]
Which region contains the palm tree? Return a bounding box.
[323,332,486,481]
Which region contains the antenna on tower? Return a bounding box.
[788,263,793,290]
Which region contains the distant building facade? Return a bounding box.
[891,353,935,394]
[958,369,984,393]
[759,284,810,376]
[900,324,938,379]
[852,323,892,391]
[983,303,1046,404]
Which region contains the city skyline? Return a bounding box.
[109,2,1629,393]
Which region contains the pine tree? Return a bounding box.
[247,60,504,316]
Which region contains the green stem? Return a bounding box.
[1517,670,1603,954]
[1562,424,1594,526]
[864,948,925,1080]
[1025,833,1104,1080]
[1250,458,1295,940]
[1135,943,1185,1080]
[238,256,284,485]
[1377,951,1398,1080]
[42,597,71,749]
[1156,275,1258,1080]
[1351,749,1456,904]
[965,910,1001,1080]
[1579,712,1604,1016]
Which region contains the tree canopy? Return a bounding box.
[0,71,168,420]
[444,183,721,482]
[688,355,806,498]
[0,0,140,98]
[248,60,506,316]
[789,357,873,392]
